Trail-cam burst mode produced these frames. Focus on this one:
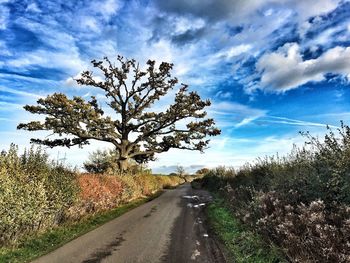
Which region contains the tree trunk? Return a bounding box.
[117,140,131,173]
[117,158,129,173]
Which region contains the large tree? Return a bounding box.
[18,56,221,171]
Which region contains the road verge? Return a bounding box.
[206,196,285,263]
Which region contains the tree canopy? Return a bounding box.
[18,55,221,171]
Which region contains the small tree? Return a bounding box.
[83,149,117,174]
[176,165,187,182]
[84,149,146,174]
[18,56,220,172]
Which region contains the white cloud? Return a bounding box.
[234,116,260,128]
[174,16,205,34]
[64,72,85,88]
[147,40,174,64]
[0,40,11,56]
[214,44,252,60]
[211,101,267,117]
[79,16,101,33]
[156,0,341,24]
[26,2,41,13]
[268,0,340,22]
[4,49,87,75]
[64,71,105,89]
[248,135,305,157]
[0,4,9,30]
[210,101,267,128]
[90,0,121,20]
[0,101,22,111]
[11,17,89,74]
[128,36,218,85]
[256,43,350,92]
[305,22,350,48]
[262,116,339,129]
[287,0,339,21]
[215,91,232,99]
[152,0,344,91]
[0,86,41,98]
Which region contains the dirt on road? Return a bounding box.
[32,183,226,263]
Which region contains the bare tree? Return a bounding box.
[176,165,188,182]
[176,165,186,177]
[18,56,221,172]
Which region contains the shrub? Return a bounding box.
[83,149,152,175]
[74,174,124,214]
[83,149,118,174]
[156,174,184,188]
[69,172,184,219]
[255,192,350,262]
[117,173,184,200]
[0,144,77,246]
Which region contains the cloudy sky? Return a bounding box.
[1,0,350,173]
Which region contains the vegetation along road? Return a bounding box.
[32,183,225,263]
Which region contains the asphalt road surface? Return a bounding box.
[32,183,226,263]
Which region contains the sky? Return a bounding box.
[1,0,350,173]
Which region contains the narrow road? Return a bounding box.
[32,184,226,263]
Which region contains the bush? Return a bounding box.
[83,149,151,175]
[255,192,350,262]
[117,173,184,200]
[68,172,184,220]
[83,149,117,174]
[73,174,124,216]
[0,144,77,246]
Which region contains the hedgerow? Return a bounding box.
[0,144,185,247]
[0,144,77,246]
[199,123,350,262]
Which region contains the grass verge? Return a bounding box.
[0,191,163,263]
[207,197,285,263]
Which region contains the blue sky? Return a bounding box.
[1,0,350,173]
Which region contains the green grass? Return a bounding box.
[207,197,285,263]
[0,191,163,263]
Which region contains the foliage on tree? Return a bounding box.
[83,149,117,174]
[18,55,221,172]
